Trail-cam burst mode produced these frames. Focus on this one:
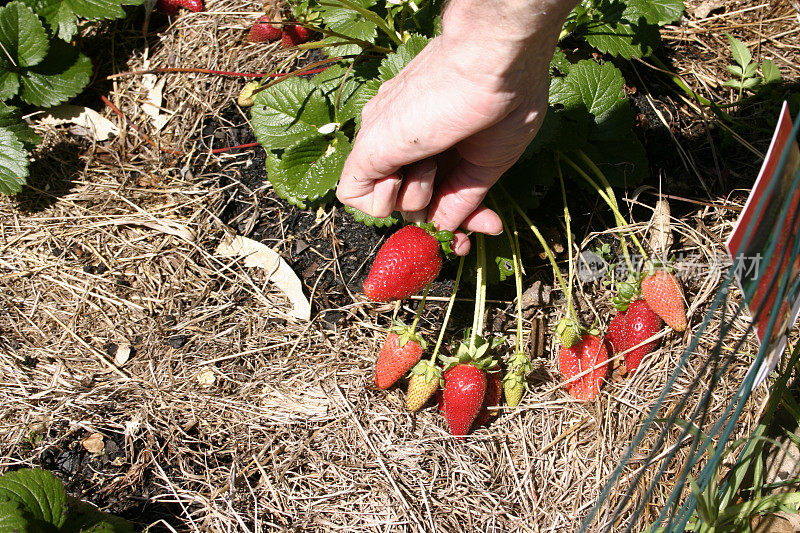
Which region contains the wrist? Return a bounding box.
[441,0,577,47]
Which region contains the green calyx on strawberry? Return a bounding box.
[555,317,581,348]
[439,334,502,372]
[390,321,427,349]
[363,224,450,302]
[611,278,640,312]
[409,359,440,384]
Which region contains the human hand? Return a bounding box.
[336,0,576,254]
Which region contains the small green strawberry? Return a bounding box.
[555,318,581,348]
[406,360,440,411]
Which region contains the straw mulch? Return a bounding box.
[1,0,797,530]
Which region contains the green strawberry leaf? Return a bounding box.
[726,64,743,77]
[251,76,333,150]
[550,49,571,75]
[572,0,662,59]
[20,0,143,41]
[0,127,30,195]
[722,79,744,89]
[318,0,378,57]
[740,76,760,90]
[566,60,627,118]
[267,132,351,207]
[0,469,67,529]
[0,2,49,68]
[0,101,41,147]
[18,38,92,107]
[743,62,758,78]
[726,32,751,68]
[550,60,631,142]
[582,18,659,59]
[0,499,30,533]
[311,62,377,124]
[344,205,400,227]
[63,496,135,533]
[375,33,429,82]
[761,59,781,84]
[623,0,684,25]
[0,70,20,101]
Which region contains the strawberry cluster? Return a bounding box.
[363,224,690,435]
[558,269,688,401]
[363,225,507,437]
[248,15,314,48]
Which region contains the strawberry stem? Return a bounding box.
[574,150,649,262]
[210,142,260,154]
[409,283,431,333]
[470,234,487,353]
[488,194,526,353]
[429,255,465,363]
[500,186,570,308]
[558,152,635,274]
[510,216,526,354]
[557,161,579,324]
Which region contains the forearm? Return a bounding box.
[437,0,578,87]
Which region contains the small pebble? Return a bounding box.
[168,335,188,349]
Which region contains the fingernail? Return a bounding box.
[487,227,504,236]
[402,210,427,224]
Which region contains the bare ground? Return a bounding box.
[1,0,799,531]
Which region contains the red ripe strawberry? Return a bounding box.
[620,299,662,374]
[558,343,581,395]
[559,334,609,401]
[155,0,178,15]
[606,311,627,353]
[248,15,282,42]
[442,364,486,437]
[363,225,443,302]
[281,24,314,48]
[375,330,424,390]
[474,368,502,427]
[178,0,203,12]
[156,0,202,14]
[641,270,687,332]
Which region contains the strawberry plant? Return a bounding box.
[0,467,134,532]
[723,33,782,100]
[248,0,685,226]
[0,0,143,195]
[563,0,684,59]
